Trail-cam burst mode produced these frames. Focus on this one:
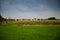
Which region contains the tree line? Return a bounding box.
[0,14,58,22]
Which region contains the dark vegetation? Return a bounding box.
[48,17,56,20]
[0,14,7,24]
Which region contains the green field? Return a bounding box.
[0,25,60,40]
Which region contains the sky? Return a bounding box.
[0,0,60,19]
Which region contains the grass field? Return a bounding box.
[0,25,60,40]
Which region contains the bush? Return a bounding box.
[48,17,56,20]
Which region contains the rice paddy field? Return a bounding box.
[0,20,60,40]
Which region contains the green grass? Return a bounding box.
[8,20,60,23]
[0,25,60,40]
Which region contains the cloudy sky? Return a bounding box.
[1,0,60,19]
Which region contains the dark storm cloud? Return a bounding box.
[1,0,60,19]
[1,0,60,13]
[21,0,59,11]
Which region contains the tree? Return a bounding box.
[48,17,56,20]
[0,13,6,22]
[0,14,3,22]
[37,19,40,20]
[34,18,36,21]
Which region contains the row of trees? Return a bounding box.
[0,14,57,22]
[34,17,56,20]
